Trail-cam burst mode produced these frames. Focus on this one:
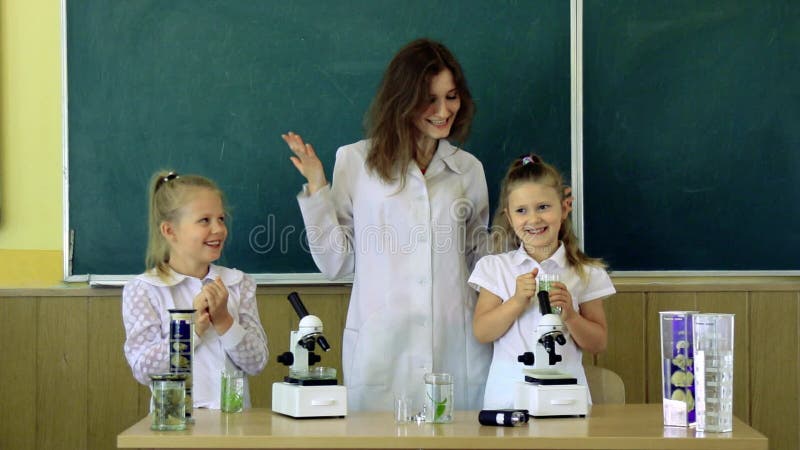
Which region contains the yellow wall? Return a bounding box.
[0,0,64,285]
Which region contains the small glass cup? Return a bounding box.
[538,273,561,315]
[220,370,245,413]
[394,395,414,423]
[423,373,453,423]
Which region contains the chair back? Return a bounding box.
[585,365,626,404]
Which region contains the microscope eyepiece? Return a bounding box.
[287,292,310,319]
[317,335,331,352]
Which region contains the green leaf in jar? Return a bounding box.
[426,392,448,421]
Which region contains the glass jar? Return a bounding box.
[538,273,561,315]
[423,372,454,423]
[150,373,187,431]
[220,370,245,413]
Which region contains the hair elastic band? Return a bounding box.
[156,171,180,192]
[163,172,180,183]
[521,156,534,165]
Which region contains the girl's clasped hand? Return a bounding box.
[193,276,232,336]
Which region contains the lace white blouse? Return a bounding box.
[122,264,268,408]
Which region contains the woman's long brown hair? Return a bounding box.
[364,38,475,189]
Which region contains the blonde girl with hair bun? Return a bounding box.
[122,171,268,410]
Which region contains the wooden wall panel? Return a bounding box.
[88,296,141,450]
[0,279,796,450]
[137,384,151,418]
[750,291,798,450]
[598,292,646,402]
[37,297,88,450]
[0,297,38,450]
[250,293,294,408]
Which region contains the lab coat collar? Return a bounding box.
[437,140,466,174]
[510,242,568,273]
[137,264,242,287]
[410,140,464,179]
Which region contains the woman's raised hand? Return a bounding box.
[282,131,328,194]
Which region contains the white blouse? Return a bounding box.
[469,243,616,409]
[122,264,268,408]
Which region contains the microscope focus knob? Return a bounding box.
[277,351,294,366]
[517,352,535,366]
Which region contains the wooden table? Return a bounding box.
[117,404,767,449]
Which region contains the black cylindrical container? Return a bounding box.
[478,409,529,427]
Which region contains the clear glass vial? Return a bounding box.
[423,372,454,423]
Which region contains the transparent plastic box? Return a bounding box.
[659,311,698,426]
[693,314,734,432]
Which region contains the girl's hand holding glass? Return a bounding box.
[512,268,539,306]
[546,281,575,320]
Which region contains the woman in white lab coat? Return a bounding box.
[282,38,491,412]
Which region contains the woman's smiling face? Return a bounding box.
[414,69,461,145]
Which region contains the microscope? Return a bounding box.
[513,290,588,417]
[271,292,347,418]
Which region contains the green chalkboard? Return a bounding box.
[583,0,800,271]
[67,1,571,277]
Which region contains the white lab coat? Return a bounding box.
[297,139,492,411]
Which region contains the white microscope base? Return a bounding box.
[271,382,347,418]
[513,381,588,417]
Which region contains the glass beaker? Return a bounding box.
[693,313,734,432]
[150,373,186,431]
[538,273,561,314]
[220,370,245,413]
[394,394,414,423]
[423,373,453,423]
